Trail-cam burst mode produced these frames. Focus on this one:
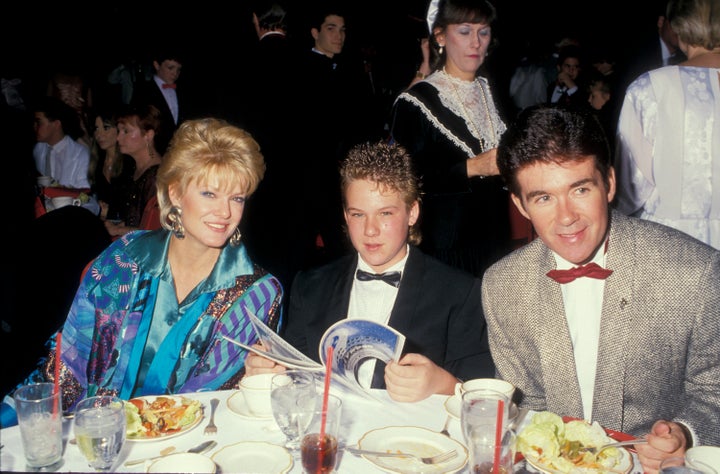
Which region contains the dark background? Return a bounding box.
[2,0,662,122]
[3,1,659,76]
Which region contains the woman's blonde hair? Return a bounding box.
[156,118,265,231]
[668,0,720,50]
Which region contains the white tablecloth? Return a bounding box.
[0,388,642,473]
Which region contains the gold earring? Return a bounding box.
[230,227,242,246]
[146,140,155,160]
[169,206,185,239]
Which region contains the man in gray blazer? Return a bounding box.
[484,105,720,472]
[245,141,494,402]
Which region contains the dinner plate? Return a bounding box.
[211,441,292,474]
[357,425,468,473]
[444,395,519,423]
[226,391,273,420]
[524,447,634,474]
[126,395,204,442]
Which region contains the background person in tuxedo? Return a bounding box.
[546,45,586,106]
[484,105,720,472]
[292,2,379,272]
[240,1,304,300]
[245,141,494,402]
[130,47,185,156]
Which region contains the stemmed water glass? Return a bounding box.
[270,370,317,450]
[73,395,126,471]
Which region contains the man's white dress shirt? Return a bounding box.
[553,244,608,421]
[347,246,409,388]
[33,135,91,189]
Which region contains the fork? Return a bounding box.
[580,438,648,455]
[346,446,458,464]
[203,398,219,435]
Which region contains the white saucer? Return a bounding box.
[226,391,273,420]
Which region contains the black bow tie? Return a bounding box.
[355,269,402,288]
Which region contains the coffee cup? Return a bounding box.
[51,196,82,209]
[239,373,274,417]
[686,446,720,473]
[455,378,515,401]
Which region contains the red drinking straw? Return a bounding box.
[318,345,334,468]
[53,332,62,417]
[493,398,505,474]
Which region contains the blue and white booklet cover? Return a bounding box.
[223,309,405,401]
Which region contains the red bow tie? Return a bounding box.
[546,262,613,284]
[162,83,176,89]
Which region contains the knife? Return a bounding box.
[124,439,217,467]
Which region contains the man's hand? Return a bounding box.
[636,420,689,474]
[384,353,457,402]
[556,71,576,89]
[243,344,286,377]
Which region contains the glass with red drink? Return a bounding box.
[299,394,342,474]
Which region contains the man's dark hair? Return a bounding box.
[497,105,612,196]
[33,96,83,140]
[307,0,346,30]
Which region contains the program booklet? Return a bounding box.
[223,309,406,402]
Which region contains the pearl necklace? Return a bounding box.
[443,68,495,149]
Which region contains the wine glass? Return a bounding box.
[271,370,317,449]
[74,395,126,471]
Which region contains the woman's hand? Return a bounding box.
[467,148,500,178]
[99,200,109,220]
[244,344,287,377]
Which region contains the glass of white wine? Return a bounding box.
[74,395,126,471]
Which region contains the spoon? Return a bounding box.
[124,439,217,467]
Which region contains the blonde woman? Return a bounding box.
[615,0,720,250]
[1,118,283,425]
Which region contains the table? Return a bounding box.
[0,388,642,473]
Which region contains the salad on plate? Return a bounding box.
[517,411,631,474]
[124,395,202,439]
